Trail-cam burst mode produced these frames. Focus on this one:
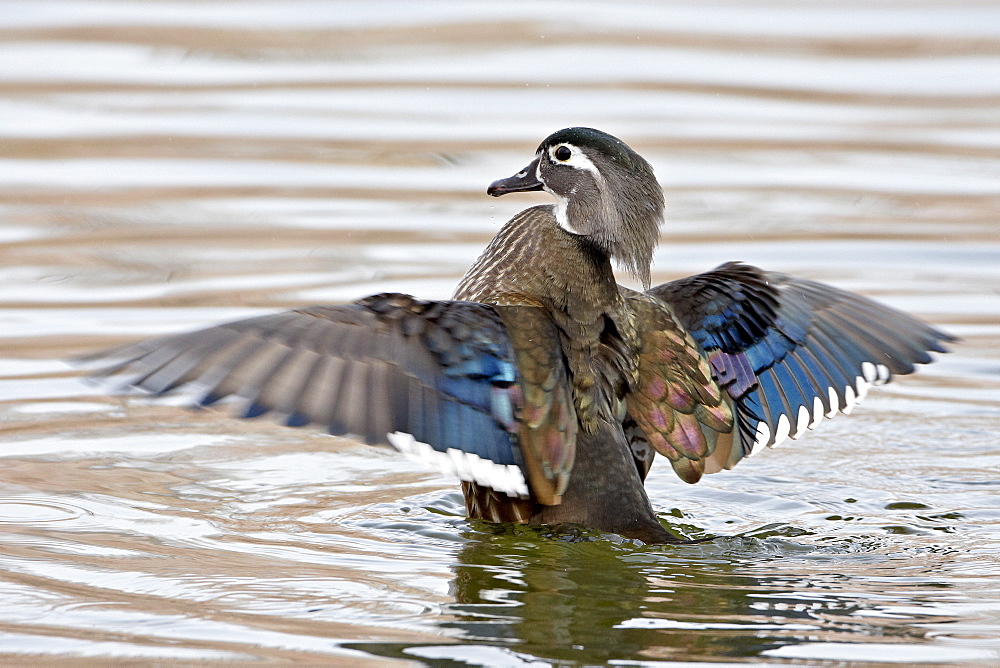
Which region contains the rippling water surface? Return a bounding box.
[1,1,999,664]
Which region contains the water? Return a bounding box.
[1,1,999,664]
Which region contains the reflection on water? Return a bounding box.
[1,1,998,664]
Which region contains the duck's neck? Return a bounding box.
[454,205,622,316]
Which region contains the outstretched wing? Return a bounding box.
[648,262,953,475]
[84,294,537,498]
[622,292,734,484]
[491,305,576,505]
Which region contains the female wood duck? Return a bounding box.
[91,127,952,544]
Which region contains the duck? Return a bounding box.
[89,127,952,544]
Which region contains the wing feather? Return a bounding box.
[85,294,533,498]
[648,262,952,476]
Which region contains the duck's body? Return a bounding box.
[453,204,676,541]
[90,128,951,543]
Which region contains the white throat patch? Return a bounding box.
[534,157,579,234]
[549,191,577,234]
[537,144,605,236]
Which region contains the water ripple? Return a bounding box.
[0,0,997,664]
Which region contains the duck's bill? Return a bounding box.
[487,159,543,196]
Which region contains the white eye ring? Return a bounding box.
[552,145,572,161]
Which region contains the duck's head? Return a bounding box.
[488,127,664,287]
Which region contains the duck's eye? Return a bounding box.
[554,145,572,161]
